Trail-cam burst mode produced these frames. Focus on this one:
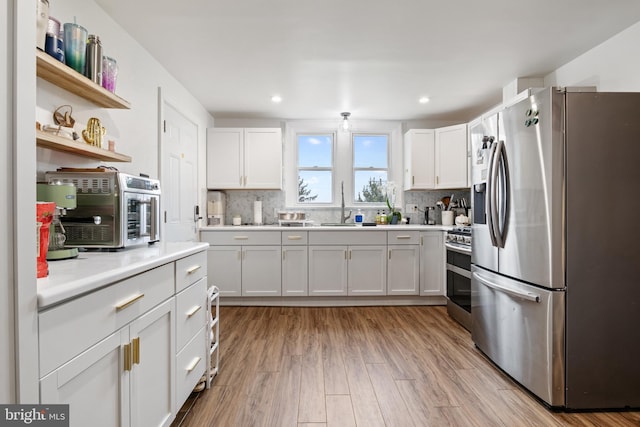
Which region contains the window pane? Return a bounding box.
[298,171,332,203]
[354,171,387,203]
[354,135,387,168]
[298,135,332,167]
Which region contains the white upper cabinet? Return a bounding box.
[403,129,435,190]
[404,124,468,190]
[206,128,282,189]
[435,123,468,189]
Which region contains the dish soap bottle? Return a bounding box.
[355,209,364,225]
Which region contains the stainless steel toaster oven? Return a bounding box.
[45,171,161,249]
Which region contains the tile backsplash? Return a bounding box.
[212,189,471,226]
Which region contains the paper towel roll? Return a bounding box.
[253,201,262,225]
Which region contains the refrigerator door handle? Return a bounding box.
[473,272,541,303]
[486,139,499,247]
[496,140,510,248]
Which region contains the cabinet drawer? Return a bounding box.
[281,231,308,245]
[387,230,420,245]
[39,263,174,376]
[176,250,207,292]
[176,278,207,351]
[201,230,281,245]
[176,326,207,407]
[308,230,386,245]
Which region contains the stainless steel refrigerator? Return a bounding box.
[470,87,640,409]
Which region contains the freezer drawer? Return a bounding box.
[471,265,565,407]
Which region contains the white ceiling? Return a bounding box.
[95,0,640,122]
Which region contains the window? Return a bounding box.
[297,134,334,203]
[353,134,388,203]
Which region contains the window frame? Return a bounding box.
[284,120,403,210]
[295,132,336,206]
[352,132,390,206]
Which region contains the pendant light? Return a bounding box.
[340,112,351,132]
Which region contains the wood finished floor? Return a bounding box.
[173,306,640,427]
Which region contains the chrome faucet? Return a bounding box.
[340,181,352,223]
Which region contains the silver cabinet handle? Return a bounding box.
[234,236,249,240]
[287,236,302,240]
[396,235,411,239]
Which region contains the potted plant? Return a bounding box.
[385,182,401,224]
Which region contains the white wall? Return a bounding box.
[545,21,640,90]
[37,0,214,187]
[1,0,16,404]
[11,0,214,401]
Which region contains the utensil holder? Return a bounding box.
[441,211,454,226]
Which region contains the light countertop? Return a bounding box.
[37,241,209,310]
[199,224,455,231]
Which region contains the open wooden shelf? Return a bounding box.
[36,49,131,109]
[36,130,132,162]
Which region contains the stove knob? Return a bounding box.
[464,236,471,244]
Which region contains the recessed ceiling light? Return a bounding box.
[419,97,430,104]
[271,95,282,103]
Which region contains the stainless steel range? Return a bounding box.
[445,227,472,331]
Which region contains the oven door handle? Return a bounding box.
[473,272,540,303]
[446,263,471,279]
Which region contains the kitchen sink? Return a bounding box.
[319,223,357,226]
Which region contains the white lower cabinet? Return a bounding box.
[308,241,387,296]
[242,246,282,296]
[206,245,282,296]
[387,231,421,295]
[308,231,388,297]
[308,246,348,296]
[282,246,308,296]
[201,229,445,300]
[40,299,175,427]
[202,231,282,297]
[38,249,208,427]
[40,329,129,427]
[420,231,446,296]
[387,245,421,295]
[206,246,241,297]
[347,246,387,295]
[129,300,175,427]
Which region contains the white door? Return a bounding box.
[404,129,435,189]
[348,246,387,296]
[387,245,420,295]
[161,94,199,242]
[244,128,282,189]
[206,128,243,188]
[435,124,468,189]
[40,329,130,427]
[207,246,242,297]
[241,245,282,296]
[129,299,175,427]
[420,232,445,296]
[282,246,308,296]
[308,246,348,296]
